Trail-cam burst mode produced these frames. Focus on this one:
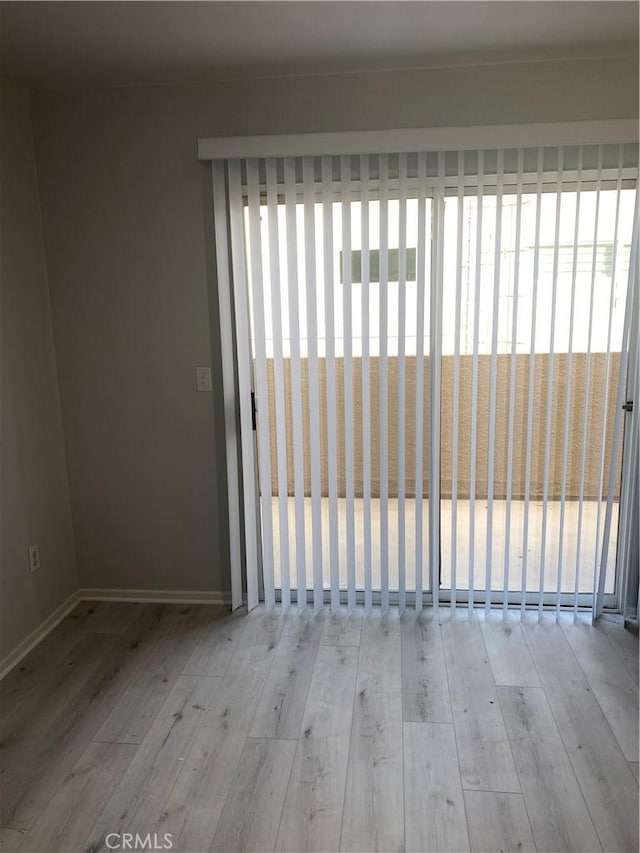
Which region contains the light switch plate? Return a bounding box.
[28,544,40,572]
[196,367,212,392]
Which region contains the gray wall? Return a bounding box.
[1,79,77,657]
[30,55,638,594]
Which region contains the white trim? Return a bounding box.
[198,120,639,161]
[0,591,81,680]
[78,588,232,605]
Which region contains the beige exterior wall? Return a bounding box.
[266,352,622,500]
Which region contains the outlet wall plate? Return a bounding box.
[28,544,40,572]
[195,366,212,392]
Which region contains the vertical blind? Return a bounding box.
[211,144,638,615]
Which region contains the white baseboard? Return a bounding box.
[0,587,231,681]
[79,588,232,605]
[0,590,81,680]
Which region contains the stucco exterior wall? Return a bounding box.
[266,352,622,500]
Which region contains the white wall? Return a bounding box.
[1,78,78,657]
[30,55,638,594]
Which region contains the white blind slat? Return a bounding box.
[521,148,544,617]
[450,151,464,611]
[342,156,357,610]
[594,154,633,616]
[212,162,243,611]
[414,152,428,611]
[468,150,485,611]
[539,148,564,617]
[556,149,583,618]
[247,160,276,608]
[228,161,260,610]
[303,158,324,611]
[502,149,524,616]
[485,149,504,613]
[397,153,408,612]
[322,157,340,611]
[379,154,390,611]
[266,159,291,609]
[284,158,308,610]
[574,147,603,614]
[430,153,445,612]
[361,155,373,611]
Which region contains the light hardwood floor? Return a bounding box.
[0,601,637,853]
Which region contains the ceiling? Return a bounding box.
[0,1,638,91]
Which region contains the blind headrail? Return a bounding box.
[197,119,639,161]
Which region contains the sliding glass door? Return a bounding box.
[438,148,637,613]
[213,143,638,613]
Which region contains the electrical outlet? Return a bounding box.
[195,367,212,392]
[28,544,40,573]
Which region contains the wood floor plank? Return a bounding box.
[524,620,639,853]
[1,647,58,726]
[463,790,536,853]
[84,675,219,853]
[598,619,639,685]
[320,609,362,647]
[239,607,284,648]
[498,685,601,853]
[0,828,27,852]
[42,601,108,659]
[94,604,213,744]
[76,601,147,635]
[249,612,323,739]
[4,603,639,853]
[18,742,136,853]
[276,645,358,853]
[561,618,638,762]
[1,604,197,830]
[358,610,401,692]
[0,633,119,828]
[401,612,452,723]
[153,612,283,853]
[0,606,150,726]
[181,606,242,677]
[0,620,113,730]
[403,722,469,853]
[340,689,403,852]
[480,614,541,687]
[441,615,520,792]
[210,738,296,852]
